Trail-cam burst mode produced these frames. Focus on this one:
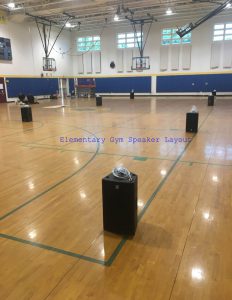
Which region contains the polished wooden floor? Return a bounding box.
[1,96,232,300]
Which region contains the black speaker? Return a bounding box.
[102,173,137,236]
[96,96,102,106]
[186,112,198,133]
[130,92,134,99]
[208,95,214,106]
[27,94,35,104]
[18,93,25,102]
[21,106,32,122]
[212,91,216,96]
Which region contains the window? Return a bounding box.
[161,28,191,45]
[117,32,142,49]
[77,36,100,52]
[213,23,232,41]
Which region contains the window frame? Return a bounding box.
[117,32,143,49]
[77,35,101,52]
[161,28,191,45]
[213,23,232,41]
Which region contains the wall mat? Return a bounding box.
[95,76,151,93]
[157,73,232,93]
[6,77,59,98]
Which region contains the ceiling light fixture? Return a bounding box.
[114,14,119,21]
[65,22,76,28]
[166,8,172,15]
[66,22,72,28]
[8,2,15,9]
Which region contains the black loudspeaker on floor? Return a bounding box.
[186,112,198,133]
[21,106,33,122]
[102,173,138,236]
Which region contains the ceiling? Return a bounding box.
[0,0,231,31]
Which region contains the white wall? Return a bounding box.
[72,25,155,76]
[1,14,232,78]
[72,14,232,76]
[0,21,72,76]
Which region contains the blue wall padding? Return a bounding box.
[69,78,75,93]
[6,78,59,98]
[95,77,151,93]
[157,74,232,93]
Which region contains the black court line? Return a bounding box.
[0,110,213,267]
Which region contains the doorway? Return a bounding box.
[0,78,7,103]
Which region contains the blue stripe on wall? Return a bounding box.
[157,74,232,93]
[6,78,59,98]
[95,77,151,93]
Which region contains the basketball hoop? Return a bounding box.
[126,15,153,71]
[131,56,150,71]
[43,57,56,72]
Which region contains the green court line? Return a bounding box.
[0,128,100,221]
[105,239,127,266]
[0,124,40,130]
[22,142,176,162]
[137,141,194,222]
[14,123,95,148]
[137,110,215,220]
[133,156,148,161]
[23,143,95,153]
[94,126,184,132]
[22,143,75,153]
[21,127,79,144]
[0,234,106,266]
[99,152,174,161]
[74,108,97,111]
[180,160,232,167]
[0,110,215,267]
[0,121,44,139]
[106,109,213,266]
[23,143,60,150]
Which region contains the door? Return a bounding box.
[0,78,7,103]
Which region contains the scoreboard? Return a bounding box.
[0,37,12,61]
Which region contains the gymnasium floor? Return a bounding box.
[1,96,232,300]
